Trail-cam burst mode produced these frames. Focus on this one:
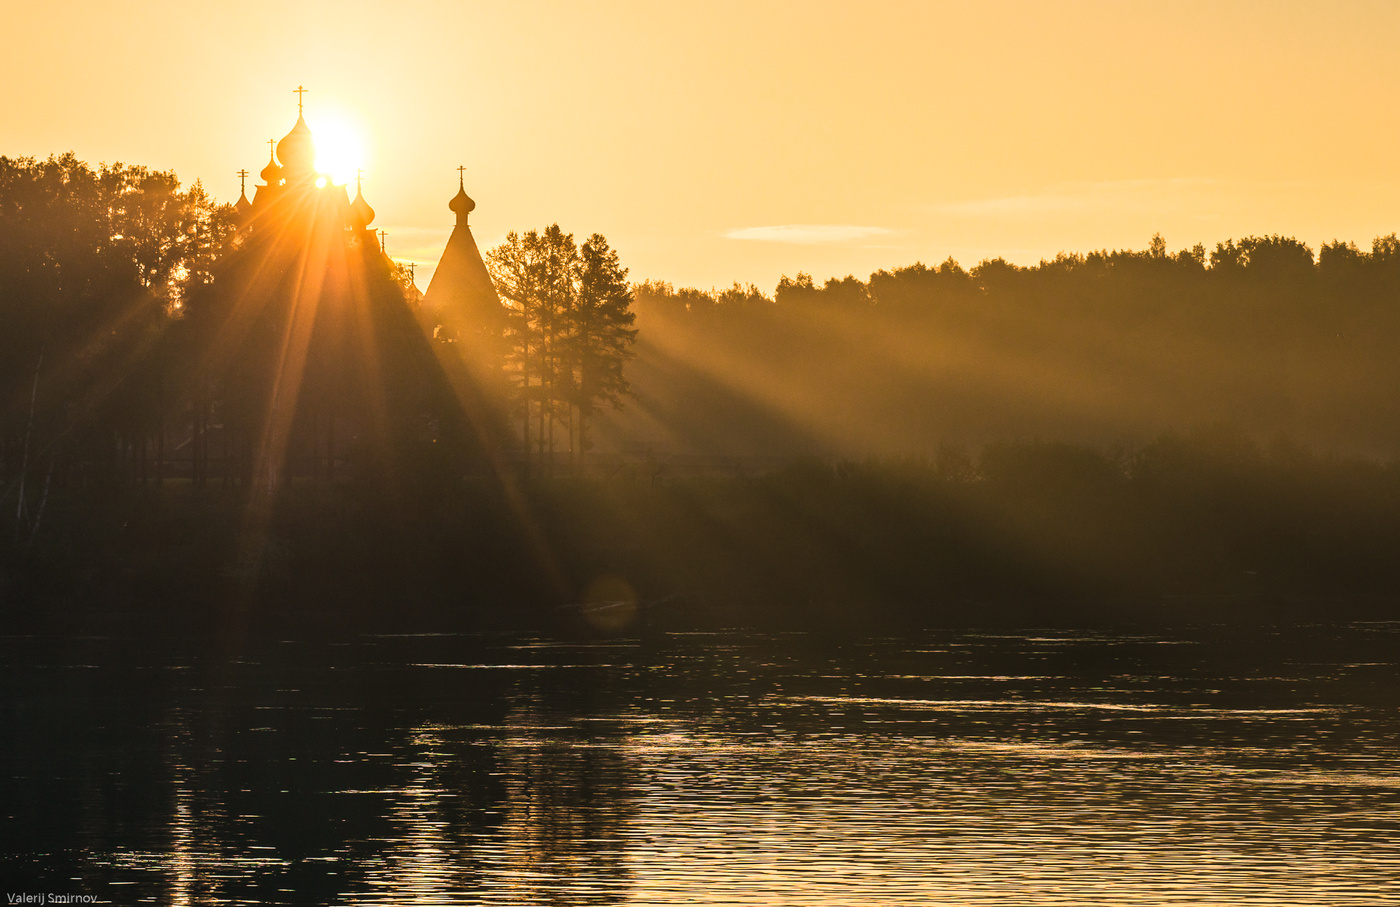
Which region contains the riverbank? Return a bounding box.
[4,445,1399,635]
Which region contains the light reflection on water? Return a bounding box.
[2,624,1399,905]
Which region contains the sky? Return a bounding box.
[6,0,1400,292]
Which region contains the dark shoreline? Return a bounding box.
[5,447,1398,638]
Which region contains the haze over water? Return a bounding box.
[4,623,1397,904]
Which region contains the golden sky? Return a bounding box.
[6,0,1400,291]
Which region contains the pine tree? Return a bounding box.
[487,225,579,473]
[487,227,636,473]
[567,234,636,468]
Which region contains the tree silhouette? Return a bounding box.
[0,154,231,538]
[488,226,574,473]
[568,234,636,467]
[488,225,636,473]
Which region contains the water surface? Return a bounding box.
[3,623,1398,904]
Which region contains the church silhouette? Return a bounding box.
[181,89,508,488]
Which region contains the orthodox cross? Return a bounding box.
[268,138,276,159]
[408,262,416,282]
[237,169,249,193]
[356,168,365,192]
[379,229,387,254]
[294,85,308,114]
[457,164,466,186]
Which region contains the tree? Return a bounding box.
[488,226,578,473]
[487,226,636,473]
[567,234,637,466]
[0,154,231,538]
[775,271,817,307]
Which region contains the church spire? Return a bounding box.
[235,168,252,217]
[259,139,281,184]
[449,166,476,227]
[424,167,502,338]
[349,168,376,232]
[276,116,315,181]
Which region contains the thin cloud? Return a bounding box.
[725,224,896,244]
[930,179,1219,218]
[380,225,453,260]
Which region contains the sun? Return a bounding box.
[308,115,366,186]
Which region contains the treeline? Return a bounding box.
[7,149,1400,624]
[0,154,235,545]
[603,233,1400,458]
[0,152,440,558]
[0,155,640,555]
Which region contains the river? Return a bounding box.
[3,622,1398,904]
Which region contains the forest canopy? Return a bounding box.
[8,151,1400,490]
[606,232,1400,459]
[6,153,1400,622]
[0,153,233,542]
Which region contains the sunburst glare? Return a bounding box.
[308,114,365,186]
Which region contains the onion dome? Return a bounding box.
[276,114,316,178]
[260,146,282,184]
[449,182,476,226]
[349,185,375,230]
[235,189,252,217]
